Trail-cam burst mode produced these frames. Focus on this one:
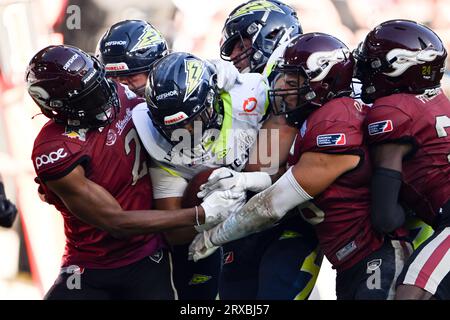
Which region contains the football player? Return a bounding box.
[192,33,412,299]
[96,19,240,300]
[0,173,17,228]
[354,19,450,300]
[214,0,322,300]
[132,51,270,299]
[28,45,245,299]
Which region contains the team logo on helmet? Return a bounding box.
[306,48,350,82]
[184,58,205,102]
[130,25,165,52]
[383,47,445,77]
[229,0,284,21]
[28,86,50,106]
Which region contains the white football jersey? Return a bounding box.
[132,73,269,198]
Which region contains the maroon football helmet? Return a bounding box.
[269,32,354,127]
[26,45,119,128]
[354,19,447,103]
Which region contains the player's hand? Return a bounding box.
[198,189,246,231]
[208,59,242,92]
[0,196,18,228]
[188,229,219,262]
[197,167,271,198]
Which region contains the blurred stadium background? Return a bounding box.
[0,0,449,300]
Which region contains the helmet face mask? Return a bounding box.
[270,64,319,127]
[27,45,120,129]
[145,53,223,148]
[269,32,354,127]
[353,19,448,103]
[220,0,302,73]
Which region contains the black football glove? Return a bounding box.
[0,183,18,228]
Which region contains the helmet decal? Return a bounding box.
[105,62,129,72]
[28,86,50,106]
[164,112,189,125]
[229,0,284,21]
[184,58,205,102]
[306,48,350,82]
[130,25,165,52]
[383,47,445,77]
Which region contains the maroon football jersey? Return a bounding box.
[32,83,165,269]
[288,97,384,271]
[365,89,450,226]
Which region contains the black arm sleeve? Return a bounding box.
[371,167,406,234]
[0,182,18,228]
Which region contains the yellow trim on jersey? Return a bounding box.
[264,87,270,114]
[405,216,434,250]
[264,61,276,78]
[157,163,181,177]
[294,246,322,300]
[211,92,233,159]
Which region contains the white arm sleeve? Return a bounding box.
[209,167,313,245]
[149,166,188,199]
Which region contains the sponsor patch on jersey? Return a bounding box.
[316,133,346,147]
[35,148,68,169]
[368,120,393,135]
[242,97,257,113]
[106,129,117,146]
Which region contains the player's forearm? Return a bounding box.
[371,167,406,233]
[210,167,312,245]
[109,206,204,238]
[245,114,297,176]
[48,170,205,238]
[154,196,198,245]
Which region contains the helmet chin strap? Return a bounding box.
[133,85,146,97]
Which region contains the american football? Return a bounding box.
[181,168,217,208]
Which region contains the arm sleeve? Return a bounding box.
[371,167,406,233]
[149,166,188,199]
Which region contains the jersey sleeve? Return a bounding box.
[32,138,88,181]
[302,119,364,155]
[149,166,188,199]
[364,104,414,146]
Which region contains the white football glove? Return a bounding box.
[197,189,246,232]
[188,230,219,262]
[208,59,242,92]
[197,167,272,199]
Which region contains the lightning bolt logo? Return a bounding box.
[229,0,284,20]
[184,58,205,102]
[130,25,164,52]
